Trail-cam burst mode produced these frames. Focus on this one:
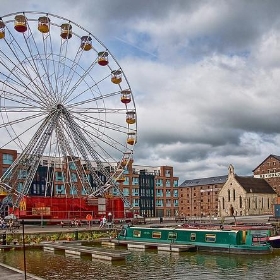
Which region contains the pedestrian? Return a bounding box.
[0,218,6,229]
[99,216,103,228]
[102,216,107,228]
[8,219,13,231]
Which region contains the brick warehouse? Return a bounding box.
[179,175,227,217]
[253,154,280,196]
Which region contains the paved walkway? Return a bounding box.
[0,263,44,280]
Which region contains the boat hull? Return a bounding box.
[268,235,280,248]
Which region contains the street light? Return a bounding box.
[21,219,27,280]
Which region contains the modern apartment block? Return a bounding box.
[115,160,179,218]
[0,148,18,215]
[0,148,17,178]
[179,175,228,218]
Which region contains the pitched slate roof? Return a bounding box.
[252,154,280,172]
[180,175,228,188]
[235,175,276,194]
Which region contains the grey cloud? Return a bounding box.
[2,0,280,182]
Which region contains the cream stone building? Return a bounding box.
[218,164,277,217]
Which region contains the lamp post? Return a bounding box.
[22,219,27,280]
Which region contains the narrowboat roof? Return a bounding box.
[129,226,239,233]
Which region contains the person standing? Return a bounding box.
[102,216,107,228]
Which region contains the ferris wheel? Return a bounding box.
[0,11,137,209]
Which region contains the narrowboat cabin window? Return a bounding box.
[168,232,177,240]
[205,234,216,242]
[133,230,141,238]
[190,233,196,241]
[152,232,162,239]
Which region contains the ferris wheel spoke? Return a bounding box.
[41,31,62,99]
[61,61,98,104]
[63,65,112,105]
[0,105,43,113]
[56,134,82,193]
[72,107,127,114]
[23,18,58,101]
[61,111,111,163]
[60,121,105,190]
[67,90,120,108]
[53,33,76,101]
[0,57,50,106]
[0,111,45,128]
[3,28,53,105]
[84,125,128,154]
[74,109,130,131]
[0,62,42,102]
[71,115,129,155]
[58,48,86,100]
[1,88,45,109]
[0,112,46,150]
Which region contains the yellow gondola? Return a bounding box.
[116,175,125,183]
[126,111,136,124]
[38,16,50,33]
[111,70,122,84]
[127,132,136,145]
[115,169,125,183]
[121,153,133,167]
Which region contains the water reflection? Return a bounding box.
[0,248,279,280]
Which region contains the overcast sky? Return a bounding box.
[2,0,280,183]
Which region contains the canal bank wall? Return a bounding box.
[0,262,44,280]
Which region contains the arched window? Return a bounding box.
[228,189,230,202]
[222,197,225,209]
[268,198,270,209]
[239,196,242,208]
[233,189,236,201]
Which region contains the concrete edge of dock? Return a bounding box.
[0,262,45,280]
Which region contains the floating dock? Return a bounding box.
[43,242,130,261]
[108,240,196,252]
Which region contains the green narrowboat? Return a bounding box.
[117,225,272,254]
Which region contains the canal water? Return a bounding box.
[0,248,280,279]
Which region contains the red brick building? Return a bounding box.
[253,154,280,196]
[0,148,17,178]
[179,175,227,218]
